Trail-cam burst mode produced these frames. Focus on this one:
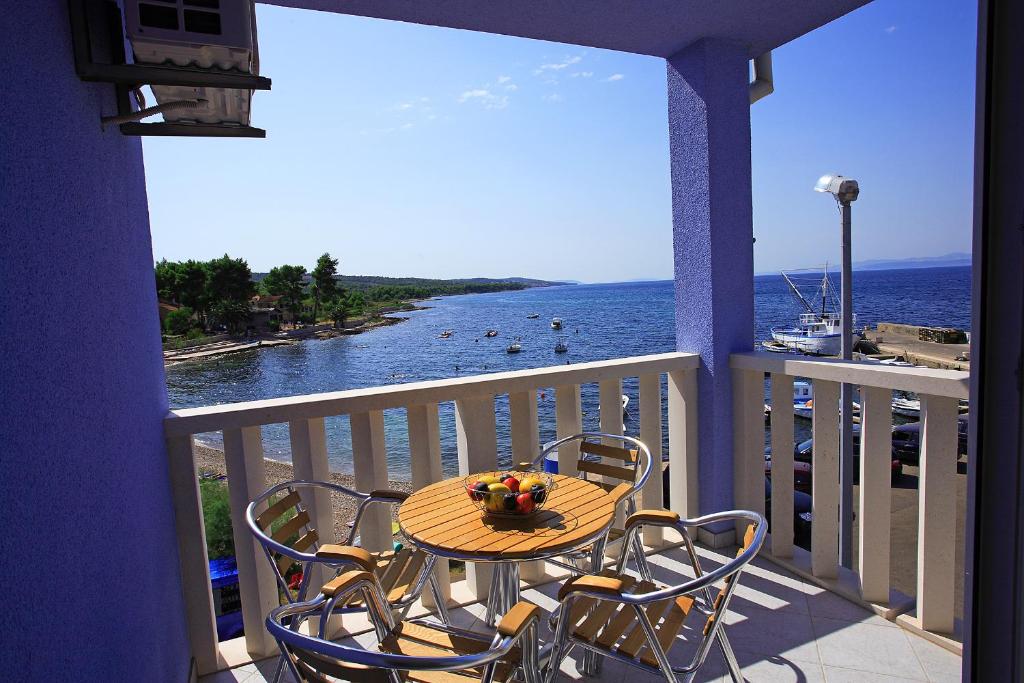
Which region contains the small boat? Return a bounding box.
[621,395,629,418]
[484,330,498,338]
[507,337,522,353]
[554,338,568,353]
[526,313,540,319]
[892,396,921,418]
[438,329,454,339]
[551,317,563,330]
[769,265,860,356]
[761,340,791,353]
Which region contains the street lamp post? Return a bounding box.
[815,174,859,569]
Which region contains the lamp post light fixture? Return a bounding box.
[815,174,859,569]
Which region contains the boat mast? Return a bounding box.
[821,262,828,318]
[782,270,816,314]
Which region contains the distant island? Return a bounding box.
[851,252,971,271]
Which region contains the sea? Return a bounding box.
[167,266,972,480]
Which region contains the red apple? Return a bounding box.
[502,476,520,493]
[516,492,535,514]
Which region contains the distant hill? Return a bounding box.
[250,273,570,297]
[852,252,971,271]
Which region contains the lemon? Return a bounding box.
[485,483,511,512]
[477,475,500,485]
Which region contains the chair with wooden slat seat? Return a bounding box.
[545,508,766,683]
[527,433,653,578]
[267,568,543,683]
[246,479,451,618]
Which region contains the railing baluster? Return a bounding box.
[639,373,665,546]
[732,369,765,539]
[222,426,279,657]
[916,394,958,633]
[858,386,893,603]
[668,368,699,519]
[454,395,499,599]
[599,378,625,533]
[810,380,840,578]
[508,390,540,464]
[407,403,451,605]
[349,411,392,552]
[769,373,795,558]
[289,417,334,590]
[166,434,220,674]
[508,390,544,580]
[555,384,582,476]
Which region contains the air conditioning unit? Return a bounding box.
[124,0,258,126]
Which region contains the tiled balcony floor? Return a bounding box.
[202,544,961,683]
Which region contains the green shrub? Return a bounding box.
[199,477,235,559]
[164,307,196,336]
[186,328,206,340]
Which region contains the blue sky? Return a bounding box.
[143,0,976,282]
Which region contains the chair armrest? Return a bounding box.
[315,544,375,572]
[496,601,540,638]
[370,489,409,502]
[322,570,376,597]
[557,574,627,601]
[624,509,680,531]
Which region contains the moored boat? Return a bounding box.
[769,265,860,356]
[526,313,540,319]
[507,338,522,353]
[484,330,498,338]
[551,317,563,330]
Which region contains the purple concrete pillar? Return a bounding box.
[667,39,755,525]
[0,3,190,679]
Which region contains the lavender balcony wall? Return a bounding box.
[0,3,189,679]
[668,39,756,523]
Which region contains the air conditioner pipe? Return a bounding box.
[749,51,774,104]
[101,99,208,127]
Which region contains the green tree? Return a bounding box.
[345,291,366,316]
[177,260,209,320]
[155,259,181,302]
[163,307,195,336]
[323,299,348,329]
[262,264,307,320]
[209,299,251,334]
[310,253,339,323]
[206,254,254,305]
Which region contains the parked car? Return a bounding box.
[891,414,969,464]
[764,477,813,550]
[766,424,903,484]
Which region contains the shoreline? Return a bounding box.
[194,442,411,541]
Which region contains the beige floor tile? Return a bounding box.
[813,617,927,680]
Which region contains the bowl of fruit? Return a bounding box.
[465,471,554,518]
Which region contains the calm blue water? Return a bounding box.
[167,266,971,479]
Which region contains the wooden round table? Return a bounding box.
[398,473,617,624]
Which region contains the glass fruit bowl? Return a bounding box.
[464,471,554,518]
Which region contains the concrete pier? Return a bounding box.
[862,323,971,372]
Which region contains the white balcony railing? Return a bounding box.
[163,352,700,675]
[730,352,970,650]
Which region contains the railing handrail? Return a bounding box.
[730,352,969,399]
[164,351,699,437]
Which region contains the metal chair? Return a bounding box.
[246,480,450,622]
[527,433,653,578]
[267,567,543,683]
[545,509,766,683]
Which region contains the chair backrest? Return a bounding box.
[267,571,530,683]
[537,433,653,511]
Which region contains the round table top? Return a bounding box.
[398,474,616,561]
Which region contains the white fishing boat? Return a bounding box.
[551,317,563,330]
[792,380,815,419]
[769,265,860,356]
[506,337,522,353]
[892,396,921,418]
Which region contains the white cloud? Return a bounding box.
[458,88,509,109]
[534,55,583,74]
[497,75,512,84]
[604,73,625,82]
[884,25,897,33]
[505,83,518,91]
[543,93,564,103]
[570,71,594,79]
[400,123,414,130]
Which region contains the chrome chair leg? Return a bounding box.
[716,629,743,682]
[428,572,451,624]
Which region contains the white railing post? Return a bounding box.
[732,369,765,537]
[769,373,795,558]
[289,417,334,590]
[349,411,392,553]
[668,368,699,519]
[222,426,279,657]
[508,390,545,580]
[858,386,893,603]
[639,373,665,546]
[555,384,582,477]
[508,390,540,465]
[166,434,221,675]
[455,395,498,599]
[406,403,451,605]
[810,380,840,579]
[599,378,625,535]
[916,394,959,633]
